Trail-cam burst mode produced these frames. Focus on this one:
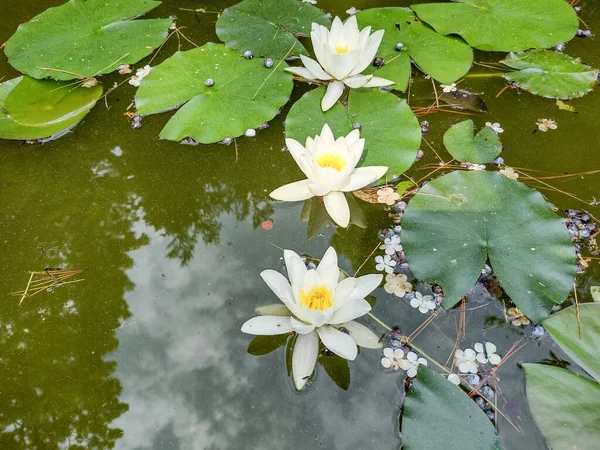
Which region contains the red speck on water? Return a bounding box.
[261,221,274,231]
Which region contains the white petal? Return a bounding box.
[284,66,318,80]
[485,342,497,354]
[343,320,382,348]
[318,246,338,272]
[457,362,470,373]
[285,138,309,167]
[290,316,316,334]
[299,55,332,80]
[343,74,372,88]
[464,348,477,358]
[407,352,417,362]
[255,304,292,316]
[407,367,417,378]
[323,191,350,227]
[318,263,340,292]
[410,298,420,308]
[317,325,358,360]
[333,277,356,307]
[489,354,502,365]
[448,374,461,385]
[364,76,395,88]
[350,273,382,300]
[319,123,335,143]
[328,298,371,324]
[351,29,384,76]
[473,342,483,353]
[393,349,404,359]
[308,182,331,197]
[344,128,361,146]
[292,330,319,390]
[241,316,294,335]
[270,179,314,201]
[381,358,392,368]
[383,347,394,358]
[284,249,307,290]
[341,166,388,192]
[260,270,302,317]
[321,80,345,112]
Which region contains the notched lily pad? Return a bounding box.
[443,120,502,164]
[0,76,102,140]
[412,0,578,52]
[355,7,473,90]
[135,43,294,144]
[285,87,421,180]
[401,170,577,322]
[4,0,172,80]
[215,0,331,59]
[501,50,599,99]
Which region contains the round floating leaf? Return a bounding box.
[355,7,472,89]
[215,0,331,59]
[524,364,600,450]
[501,50,599,99]
[247,335,288,356]
[285,87,421,180]
[135,43,294,143]
[319,354,350,391]
[0,76,102,140]
[402,366,500,450]
[411,0,578,52]
[443,120,502,164]
[402,170,576,323]
[543,304,600,382]
[4,0,172,81]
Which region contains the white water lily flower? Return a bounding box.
[474,342,502,365]
[381,347,403,370]
[399,351,427,378]
[455,348,479,374]
[285,16,394,111]
[409,292,436,314]
[440,83,457,93]
[380,235,402,255]
[270,124,388,227]
[241,247,383,391]
[375,254,396,274]
[128,65,151,87]
[485,122,504,134]
[448,373,461,385]
[384,273,412,298]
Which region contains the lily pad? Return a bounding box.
[501,50,599,99]
[319,354,350,391]
[4,0,172,80]
[443,120,502,163]
[524,364,600,450]
[135,43,294,143]
[411,0,578,52]
[543,303,600,381]
[285,87,421,180]
[355,7,473,90]
[402,365,501,450]
[215,0,331,59]
[401,170,576,322]
[0,76,102,140]
[247,335,288,356]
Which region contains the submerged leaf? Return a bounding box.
[524,364,600,450]
[412,0,578,52]
[502,50,598,99]
[318,354,350,390]
[401,171,576,322]
[4,0,172,80]
[443,120,502,164]
[247,334,289,356]
[402,365,500,450]
[355,7,472,90]
[216,0,330,59]
[135,43,293,143]
[285,87,421,180]
[0,76,102,140]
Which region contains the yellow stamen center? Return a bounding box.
[335,44,349,54]
[315,153,346,172]
[300,285,333,311]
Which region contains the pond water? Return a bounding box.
[1,0,599,449]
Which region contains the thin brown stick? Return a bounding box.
[354,242,381,277]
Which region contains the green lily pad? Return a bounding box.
[411,0,578,52]
[355,7,473,90]
[443,120,502,164]
[524,364,600,450]
[401,170,576,323]
[543,304,600,381]
[501,50,599,99]
[285,87,421,180]
[4,0,172,81]
[215,0,331,59]
[0,76,102,140]
[247,335,288,356]
[402,365,501,450]
[135,43,294,143]
[319,354,350,391]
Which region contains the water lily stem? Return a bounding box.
[463,73,503,79]
[367,312,392,331]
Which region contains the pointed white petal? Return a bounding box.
[318,264,340,293]
[255,303,292,316]
[285,138,309,167]
[321,80,345,112]
[364,76,395,88]
[284,249,307,290]
[317,325,358,360]
[351,29,384,76]
[333,277,356,307]
[350,273,383,300]
[323,191,350,227]
[260,269,303,317]
[292,330,319,390]
[328,298,371,324]
[270,179,314,201]
[308,182,331,197]
[343,321,383,348]
[345,128,361,146]
[341,166,388,192]
[284,66,318,80]
[343,74,372,88]
[290,316,316,335]
[241,316,294,335]
[319,123,335,143]
[317,246,338,272]
[299,55,332,80]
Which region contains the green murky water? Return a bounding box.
[1,1,599,448]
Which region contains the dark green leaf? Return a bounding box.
[443,120,502,164]
[247,334,289,356]
[319,354,351,391]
